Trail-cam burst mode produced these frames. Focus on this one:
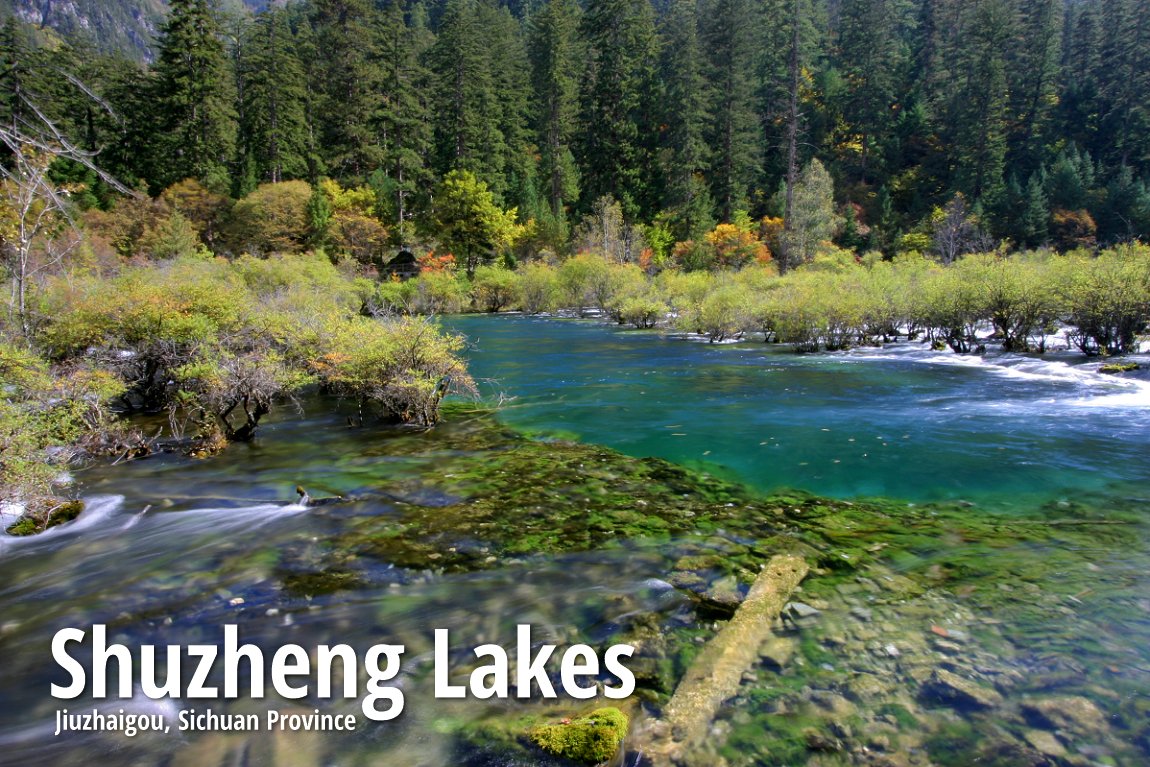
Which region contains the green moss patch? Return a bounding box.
[529,707,630,765]
[5,500,84,536]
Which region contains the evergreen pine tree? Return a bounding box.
[1006,0,1060,177]
[481,1,536,206]
[658,0,713,239]
[948,0,1013,207]
[835,0,900,184]
[576,0,660,221]
[1019,172,1050,247]
[528,0,581,225]
[310,0,382,180]
[701,0,760,220]
[1097,0,1150,169]
[238,9,310,185]
[152,0,238,193]
[373,2,434,238]
[0,18,33,133]
[428,0,502,188]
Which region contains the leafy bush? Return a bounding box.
[519,262,560,314]
[471,266,523,312]
[1,343,124,525]
[616,292,668,328]
[313,316,477,427]
[410,272,470,315]
[1057,247,1150,355]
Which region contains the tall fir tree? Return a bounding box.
[576,0,661,221]
[151,0,238,193]
[658,0,713,238]
[947,0,1014,206]
[1006,0,1061,177]
[528,0,582,226]
[480,1,536,208]
[237,9,311,185]
[835,0,901,185]
[373,1,434,237]
[755,0,819,233]
[0,19,30,130]
[310,0,382,180]
[1097,0,1150,170]
[1058,1,1103,155]
[428,0,502,188]
[701,0,760,220]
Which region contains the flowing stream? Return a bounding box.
[0,314,1148,767]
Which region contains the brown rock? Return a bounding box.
[922,669,1004,710]
[1022,696,1110,737]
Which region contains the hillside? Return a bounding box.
[1,0,261,59]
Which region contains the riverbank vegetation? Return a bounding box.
[1,252,476,532]
[372,245,1150,355]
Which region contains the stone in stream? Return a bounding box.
[695,574,744,617]
[785,601,821,618]
[758,635,797,670]
[808,690,857,718]
[1023,729,1069,758]
[1021,696,1110,737]
[528,707,630,765]
[922,668,1004,710]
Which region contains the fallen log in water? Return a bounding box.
[636,553,809,764]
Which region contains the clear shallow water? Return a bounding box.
[0,315,1148,766]
[448,314,1150,509]
[0,415,695,767]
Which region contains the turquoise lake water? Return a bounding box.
[448,314,1150,510]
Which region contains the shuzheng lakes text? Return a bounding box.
[50,624,636,720]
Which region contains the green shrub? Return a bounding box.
[1056,246,1150,356]
[616,292,669,328]
[227,180,313,254]
[471,266,523,313]
[519,262,560,314]
[313,316,477,427]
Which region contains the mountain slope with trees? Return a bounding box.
[5,0,1150,255]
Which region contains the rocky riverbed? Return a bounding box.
[2,407,1147,767]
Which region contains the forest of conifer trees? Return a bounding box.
[3,0,1150,258]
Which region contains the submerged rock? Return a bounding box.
[1023,728,1068,758]
[529,707,629,765]
[786,601,821,619]
[1022,696,1110,737]
[922,668,1004,710]
[4,499,84,536]
[758,636,797,671]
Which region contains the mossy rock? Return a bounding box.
[529,707,630,765]
[278,568,367,596]
[1099,361,1140,373]
[5,500,85,536]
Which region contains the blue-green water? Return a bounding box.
[449,314,1150,509]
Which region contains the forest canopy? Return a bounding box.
[2,0,1149,255]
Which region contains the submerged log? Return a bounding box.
[637,554,809,764]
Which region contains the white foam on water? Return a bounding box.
[1,496,311,556]
[0,495,125,554]
[840,343,1150,410]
